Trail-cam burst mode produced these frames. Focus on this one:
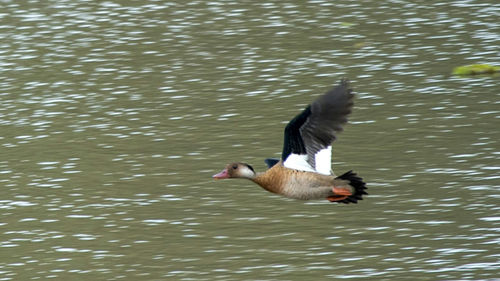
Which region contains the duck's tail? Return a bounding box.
[334,170,367,204]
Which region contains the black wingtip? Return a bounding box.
[334,170,367,204]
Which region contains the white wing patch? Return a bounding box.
[314,146,332,175]
[284,146,332,174]
[283,154,316,172]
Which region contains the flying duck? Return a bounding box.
[213,79,367,203]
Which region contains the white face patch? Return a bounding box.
[314,146,332,175]
[283,154,316,172]
[239,166,256,178]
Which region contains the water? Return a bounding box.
[1,0,499,280]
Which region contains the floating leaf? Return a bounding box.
[452,64,500,76]
[339,22,356,28]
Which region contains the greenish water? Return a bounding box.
[1,1,499,280]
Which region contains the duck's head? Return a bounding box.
[213,162,256,180]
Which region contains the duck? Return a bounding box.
[213,79,367,204]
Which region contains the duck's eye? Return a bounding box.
[232,164,238,169]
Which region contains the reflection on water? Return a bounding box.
[1,0,499,280]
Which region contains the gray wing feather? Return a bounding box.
[299,79,354,169]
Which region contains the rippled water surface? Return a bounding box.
[1,0,499,280]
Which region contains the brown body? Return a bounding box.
[214,162,355,201]
[253,161,352,200]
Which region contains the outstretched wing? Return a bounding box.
[281,79,354,175]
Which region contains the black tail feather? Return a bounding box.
[334,170,367,204]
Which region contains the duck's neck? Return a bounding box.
[251,167,286,195]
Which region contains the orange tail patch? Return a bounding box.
[326,187,352,202]
[332,187,352,196]
[327,195,349,202]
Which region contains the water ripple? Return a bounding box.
[0,0,499,280]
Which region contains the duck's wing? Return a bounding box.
[281,79,354,175]
[264,158,280,169]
